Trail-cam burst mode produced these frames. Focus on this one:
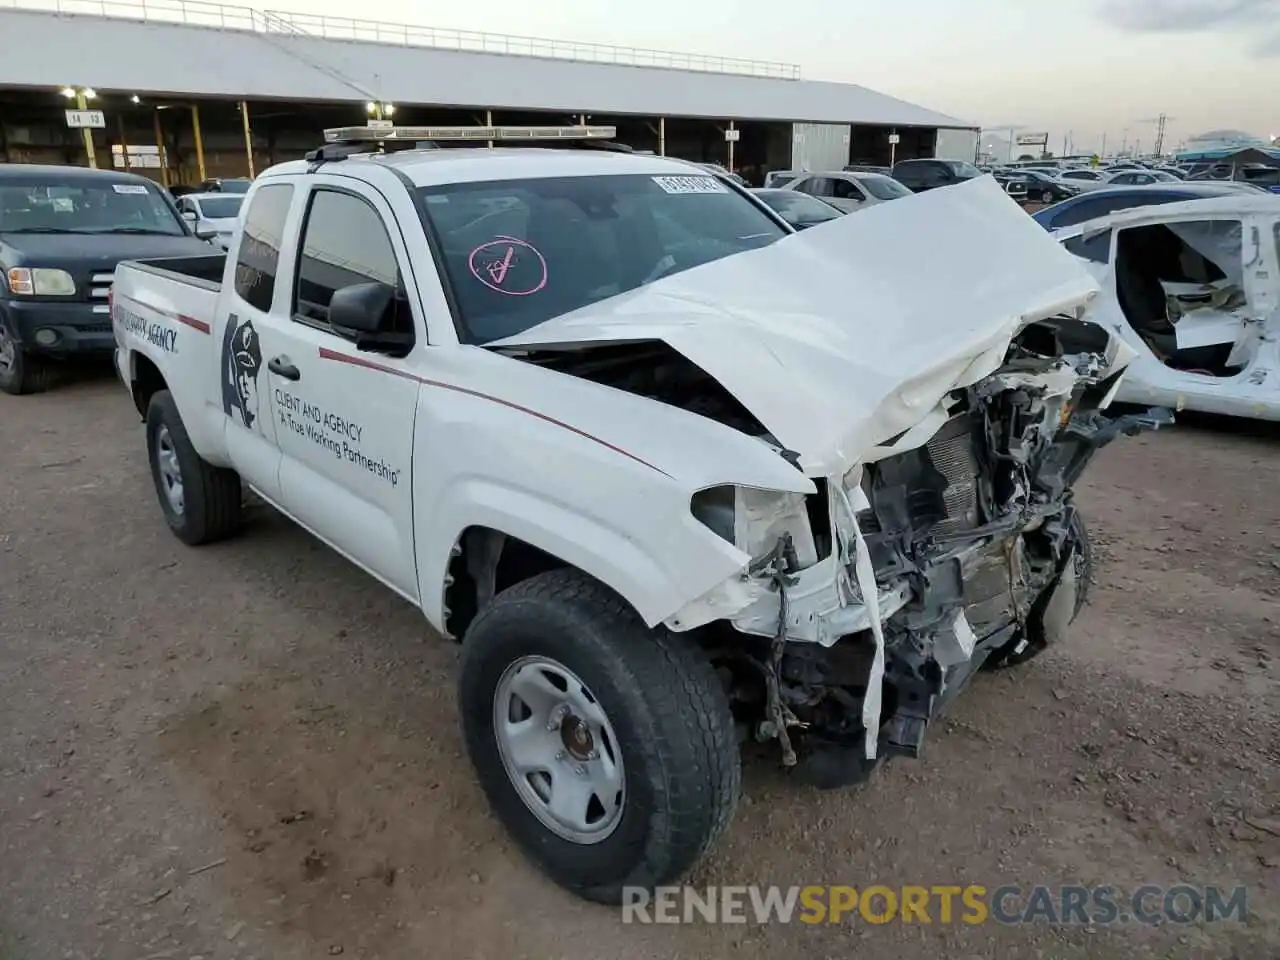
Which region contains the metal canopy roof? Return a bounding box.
[0,2,973,129]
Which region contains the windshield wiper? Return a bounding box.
[87,227,184,236]
[1,227,87,234]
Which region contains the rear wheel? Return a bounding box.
[145,389,243,545]
[459,569,740,904]
[0,322,55,395]
[1040,189,1055,204]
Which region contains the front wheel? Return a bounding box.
[459,569,741,904]
[1040,189,1055,204]
[145,389,243,545]
[0,322,55,395]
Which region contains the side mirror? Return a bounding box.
[181,209,197,223]
[329,281,394,333]
[193,221,218,241]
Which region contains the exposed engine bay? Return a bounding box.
[522,315,1171,787]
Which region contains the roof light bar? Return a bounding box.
[322,124,617,143]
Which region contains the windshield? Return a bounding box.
[859,174,913,200]
[756,190,841,224]
[197,196,244,219]
[216,179,252,194]
[0,179,184,235]
[418,173,789,344]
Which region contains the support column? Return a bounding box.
[191,103,206,183]
[727,119,736,173]
[116,114,130,170]
[658,116,665,156]
[76,91,97,168]
[889,127,898,167]
[240,100,255,178]
[486,108,493,149]
[153,109,169,187]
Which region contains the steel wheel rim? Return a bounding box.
[0,326,15,374]
[493,655,625,844]
[155,425,185,516]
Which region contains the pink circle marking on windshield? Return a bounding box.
[468,236,548,296]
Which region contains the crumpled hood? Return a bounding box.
[493,176,1102,475]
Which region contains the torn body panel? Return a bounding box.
[666,316,1168,777]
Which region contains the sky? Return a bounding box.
[265,0,1279,155]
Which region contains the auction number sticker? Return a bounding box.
[112,184,150,195]
[651,175,727,195]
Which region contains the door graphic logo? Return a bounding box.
[221,314,262,430]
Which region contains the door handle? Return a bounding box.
[268,355,301,381]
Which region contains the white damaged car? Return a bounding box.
[1052,194,1280,420]
[110,132,1164,903]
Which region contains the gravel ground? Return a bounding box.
[2,370,1278,960]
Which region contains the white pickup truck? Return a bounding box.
[111,125,1164,903]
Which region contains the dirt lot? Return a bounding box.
[2,371,1278,960]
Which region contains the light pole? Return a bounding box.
[366,101,395,122]
[61,86,98,168]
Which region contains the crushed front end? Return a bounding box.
[707,316,1170,787]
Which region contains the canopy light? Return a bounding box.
[322,124,616,144]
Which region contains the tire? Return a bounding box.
[459,569,740,904]
[1040,190,1055,204]
[145,389,243,545]
[986,510,1092,669]
[0,321,56,395]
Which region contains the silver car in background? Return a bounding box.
[174,192,244,250]
[783,170,913,213]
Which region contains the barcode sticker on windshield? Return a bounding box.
[651,175,727,195]
[112,184,149,195]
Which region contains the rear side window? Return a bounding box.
[1062,231,1111,263]
[293,189,413,339]
[797,177,835,198]
[830,178,863,200]
[233,183,293,312]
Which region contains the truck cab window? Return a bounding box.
[293,189,413,339]
[233,183,294,312]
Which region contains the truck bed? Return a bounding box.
[123,253,226,291]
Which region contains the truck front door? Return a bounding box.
[258,178,422,601]
[215,181,294,501]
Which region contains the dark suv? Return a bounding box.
[0,165,213,394]
[890,158,984,193]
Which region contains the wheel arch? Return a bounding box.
[442,523,662,642]
[129,350,169,420]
